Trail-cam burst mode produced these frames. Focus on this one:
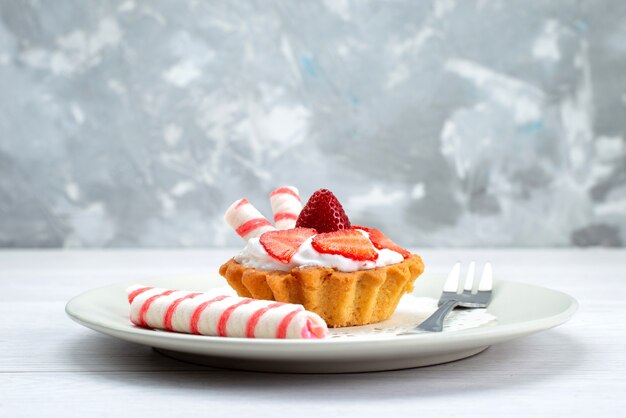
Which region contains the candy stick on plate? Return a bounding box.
[127,285,328,339]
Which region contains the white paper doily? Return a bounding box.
[329,294,497,339]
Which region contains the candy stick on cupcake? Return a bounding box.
[269,186,303,230]
[224,198,276,241]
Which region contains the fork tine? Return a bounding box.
[443,262,461,292]
[478,262,493,291]
[463,261,476,292]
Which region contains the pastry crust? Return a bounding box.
[219,254,425,327]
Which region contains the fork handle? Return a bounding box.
[417,299,460,332]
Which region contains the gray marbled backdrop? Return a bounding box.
[1,0,625,248]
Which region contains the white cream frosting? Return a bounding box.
[234,229,405,272]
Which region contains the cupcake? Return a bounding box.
[219,187,424,327]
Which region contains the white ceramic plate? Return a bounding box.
[66,273,577,373]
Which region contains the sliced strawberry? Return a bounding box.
[353,226,411,259]
[312,229,378,261]
[260,228,317,263]
[295,189,351,233]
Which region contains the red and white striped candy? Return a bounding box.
[127,285,328,339]
[224,198,276,241]
[269,186,303,230]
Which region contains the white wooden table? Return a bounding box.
[1,249,625,417]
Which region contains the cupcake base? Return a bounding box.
[219,254,425,327]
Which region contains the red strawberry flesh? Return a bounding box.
[296,189,351,233]
[312,229,378,261]
[353,226,411,259]
[260,228,317,263]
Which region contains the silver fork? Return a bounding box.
[410,261,493,333]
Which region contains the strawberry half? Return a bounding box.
[353,226,411,259]
[295,189,351,233]
[312,229,378,261]
[260,228,317,263]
